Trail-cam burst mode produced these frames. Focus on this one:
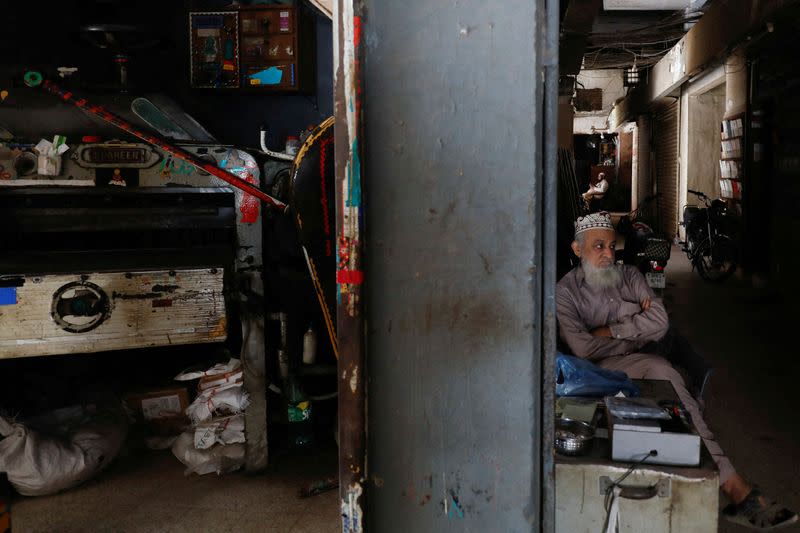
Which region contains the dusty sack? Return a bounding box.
[0,406,127,496]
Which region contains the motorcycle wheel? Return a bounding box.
[695,236,738,283]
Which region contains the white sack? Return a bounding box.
[193,414,245,450]
[0,406,127,496]
[185,382,249,425]
[174,358,241,382]
[171,431,244,476]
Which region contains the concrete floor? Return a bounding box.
[7,248,800,532]
[664,248,800,532]
[10,447,340,532]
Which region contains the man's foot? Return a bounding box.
[722,487,798,531]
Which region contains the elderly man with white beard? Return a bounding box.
[556,211,797,531]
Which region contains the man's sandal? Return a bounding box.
[722,487,799,531]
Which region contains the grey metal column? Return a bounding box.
[541,0,559,529]
[357,1,549,531]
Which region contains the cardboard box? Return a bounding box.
[124,386,190,436]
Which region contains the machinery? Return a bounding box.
[0,186,235,359]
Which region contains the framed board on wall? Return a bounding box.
[188,6,313,92]
[189,11,240,89]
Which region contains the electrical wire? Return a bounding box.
[723,61,748,75]
[604,450,658,494]
[578,7,707,70]
[587,9,703,39]
[602,450,659,532]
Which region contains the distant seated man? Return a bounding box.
[582,172,609,211]
[556,212,797,531]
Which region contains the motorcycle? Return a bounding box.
[616,194,672,291]
[680,189,739,282]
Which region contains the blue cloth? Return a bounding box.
[249,67,283,85]
[0,287,17,306]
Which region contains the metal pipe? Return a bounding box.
[34,78,288,211]
[259,127,296,161]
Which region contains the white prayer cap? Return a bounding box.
[574,211,614,238]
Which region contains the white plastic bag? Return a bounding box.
[193,414,245,450]
[185,382,250,425]
[171,431,245,476]
[174,358,241,382]
[197,369,243,391]
[0,405,127,496]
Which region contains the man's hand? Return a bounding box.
[641,298,651,312]
[590,326,613,338]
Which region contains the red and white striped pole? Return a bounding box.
[27,74,288,211]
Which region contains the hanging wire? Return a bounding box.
[579,7,707,70]
[602,449,659,532]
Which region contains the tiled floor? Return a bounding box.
[10,447,340,533]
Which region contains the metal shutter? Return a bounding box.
[653,101,679,237]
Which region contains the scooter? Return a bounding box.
[616,195,672,290]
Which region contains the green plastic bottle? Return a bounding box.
[285,376,313,447]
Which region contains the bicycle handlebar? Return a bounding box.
[688,189,706,198]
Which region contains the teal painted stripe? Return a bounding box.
[346,139,361,208]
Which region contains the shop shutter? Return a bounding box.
[653,101,679,237]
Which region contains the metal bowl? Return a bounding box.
[555,418,595,456]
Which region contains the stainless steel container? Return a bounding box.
[555,418,595,456]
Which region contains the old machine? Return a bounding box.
[0,94,270,359]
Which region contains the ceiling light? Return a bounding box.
[624,66,640,87]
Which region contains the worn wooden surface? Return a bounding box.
[0,268,226,359]
[555,379,719,531]
[555,461,719,532]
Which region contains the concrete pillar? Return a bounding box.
[631,123,639,211]
[725,48,748,118]
[679,87,690,240]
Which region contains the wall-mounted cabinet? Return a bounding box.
[189,5,314,92]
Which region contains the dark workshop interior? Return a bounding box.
[1,0,800,532]
[1,0,340,531]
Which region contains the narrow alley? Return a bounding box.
[665,248,800,532]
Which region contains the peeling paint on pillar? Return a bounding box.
[349,365,359,393]
[337,8,363,319]
[341,483,364,533]
[335,0,367,530]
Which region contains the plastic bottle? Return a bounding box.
[278,348,289,379]
[302,325,317,365]
[285,376,313,448]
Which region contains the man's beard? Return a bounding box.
[582,259,622,289]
